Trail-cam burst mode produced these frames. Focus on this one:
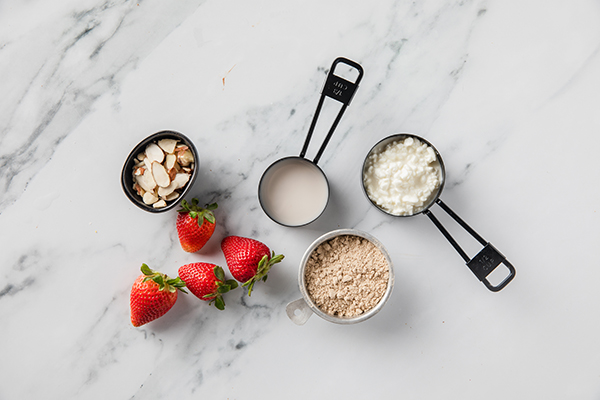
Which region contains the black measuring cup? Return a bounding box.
[258,57,364,227]
[362,133,516,292]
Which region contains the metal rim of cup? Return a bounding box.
[120,130,199,213]
[298,229,395,324]
[361,133,447,218]
[258,156,331,227]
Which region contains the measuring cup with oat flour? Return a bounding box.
[258,57,364,227]
[362,133,516,292]
[286,229,394,325]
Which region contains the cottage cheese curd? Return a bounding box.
[363,137,442,216]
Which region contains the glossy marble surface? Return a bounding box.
[1,0,599,398]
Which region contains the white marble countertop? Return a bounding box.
[1,0,599,398]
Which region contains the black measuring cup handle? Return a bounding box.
[300,57,364,165]
[424,199,516,292]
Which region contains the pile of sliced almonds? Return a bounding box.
[132,138,195,208]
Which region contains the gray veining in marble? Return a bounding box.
[1,0,600,398]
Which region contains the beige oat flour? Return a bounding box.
[304,235,389,318]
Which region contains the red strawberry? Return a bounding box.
[130,264,187,327]
[178,262,238,310]
[176,199,217,253]
[221,236,284,296]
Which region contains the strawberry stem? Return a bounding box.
[200,266,239,310]
[139,264,187,294]
[178,199,218,226]
[242,252,284,296]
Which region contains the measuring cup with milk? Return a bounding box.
[258,57,364,227]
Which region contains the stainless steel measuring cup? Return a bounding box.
[258,57,364,227]
[362,133,516,292]
[286,229,394,325]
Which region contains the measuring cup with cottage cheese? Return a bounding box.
[361,133,516,292]
[363,135,444,216]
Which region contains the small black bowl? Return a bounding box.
[121,130,199,213]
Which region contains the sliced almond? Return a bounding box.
[165,153,177,170]
[158,181,178,198]
[133,166,145,176]
[143,192,159,205]
[136,152,146,161]
[143,156,153,171]
[174,145,188,154]
[153,199,167,208]
[133,183,145,197]
[145,143,165,164]
[165,192,180,201]
[172,172,190,189]
[168,167,177,181]
[177,149,194,166]
[152,162,171,188]
[136,169,157,192]
[158,138,178,154]
[174,145,188,159]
